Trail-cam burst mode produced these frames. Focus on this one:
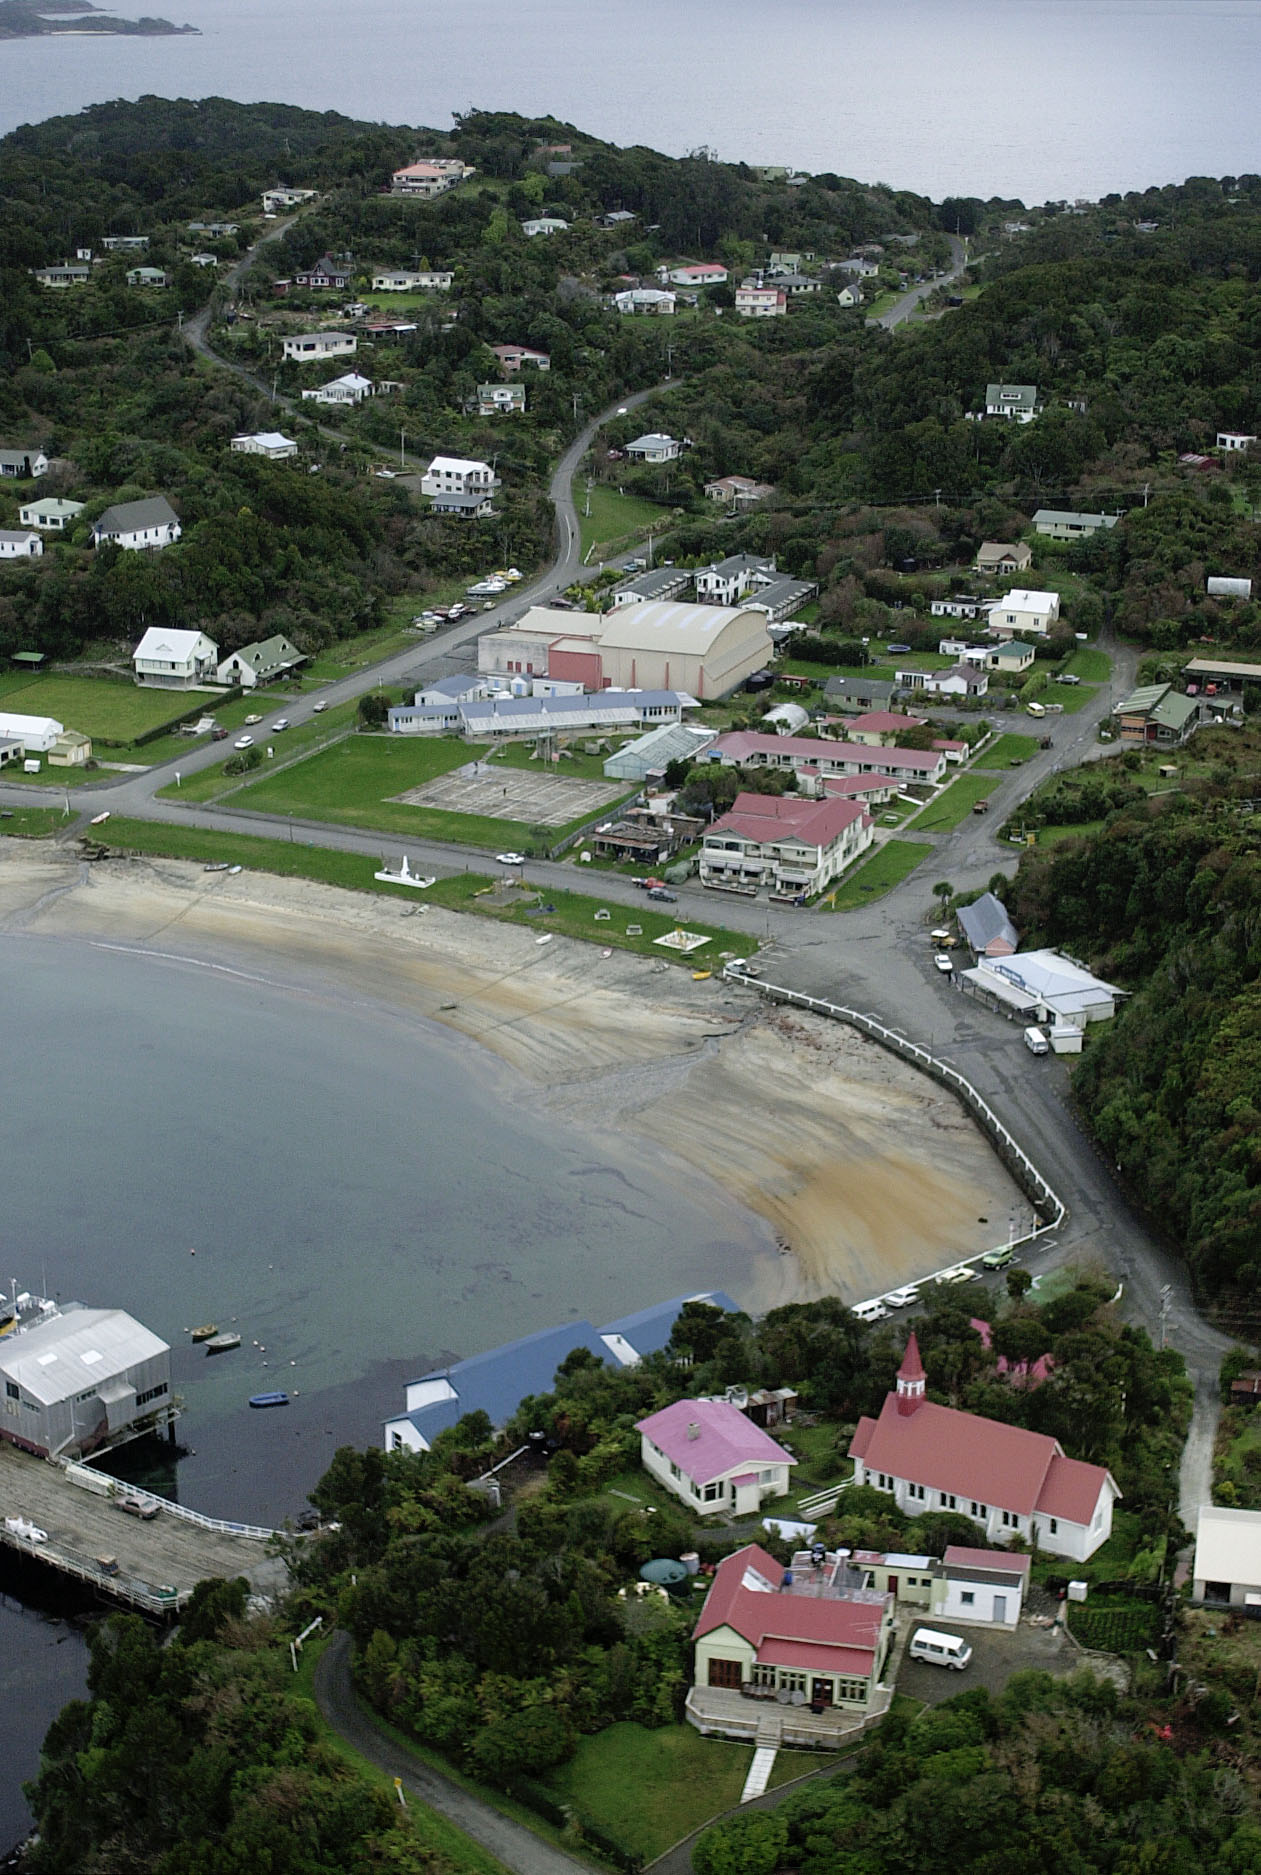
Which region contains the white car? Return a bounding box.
[884,1286,919,1309]
[233,735,254,750]
[312,700,327,713]
[933,953,954,974]
[243,713,263,726]
[496,852,526,867]
[935,1264,978,1285]
[271,718,290,732]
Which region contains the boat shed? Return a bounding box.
[384,1291,739,1452]
[0,1305,173,1460]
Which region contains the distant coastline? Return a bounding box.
[0,0,198,36]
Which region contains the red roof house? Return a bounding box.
[849,1335,1119,1562]
[688,1543,895,1741]
[699,790,873,898]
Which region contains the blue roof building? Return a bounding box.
[384,1291,738,1452]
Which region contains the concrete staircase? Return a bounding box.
[741,1735,779,1803]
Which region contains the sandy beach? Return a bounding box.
[0,842,1024,1309]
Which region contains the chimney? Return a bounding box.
[686,1421,701,1440]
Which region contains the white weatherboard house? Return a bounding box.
[216,633,304,688]
[301,372,374,406]
[850,1337,1119,1562]
[18,497,84,532]
[92,496,181,552]
[990,588,1061,637]
[421,455,499,516]
[281,331,357,362]
[636,1398,795,1516]
[132,628,218,689]
[625,432,681,463]
[0,530,43,559]
[0,1304,173,1460]
[230,432,298,459]
[0,448,49,480]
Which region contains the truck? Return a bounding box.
[972,797,990,814]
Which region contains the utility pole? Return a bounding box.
[400,428,406,469]
[1159,1284,1172,1349]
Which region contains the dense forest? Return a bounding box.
[692,1674,1261,1875]
[1005,783,1261,1307]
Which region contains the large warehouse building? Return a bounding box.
[477,601,772,700]
[0,1304,174,1460]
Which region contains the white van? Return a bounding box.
[852,1300,889,1323]
[1023,1026,1050,1055]
[909,1628,972,1670]
[1026,701,1046,718]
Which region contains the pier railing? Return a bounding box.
[63,1463,277,1541]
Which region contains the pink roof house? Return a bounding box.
[970,1317,1056,1388]
[635,1399,795,1516]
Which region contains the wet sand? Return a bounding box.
[0,843,1024,1306]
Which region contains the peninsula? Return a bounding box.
[0,0,198,36]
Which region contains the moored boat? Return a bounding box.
[190,1323,218,1341]
[205,1332,240,1354]
[249,1391,289,1408]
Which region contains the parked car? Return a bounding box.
[233,735,255,750]
[884,1286,920,1308]
[243,713,263,726]
[211,725,229,740]
[270,718,290,731]
[1057,673,1081,685]
[933,952,954,973]
[935,1264,978,1285]
[930,928,955,945]
[114,1493,158,1519]
[981,1246,1015,1270]
[496,851,526,866]
[851,1300,889,1323]
[646,887,678,902]
[312,700,327,713]
[972,798,989,814]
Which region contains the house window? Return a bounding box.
[1048,1517,1058,1535]
[1001,1510,1019,1529]
[136,1383,167,1407]
[907,1483,925,1502]
[778,1672,807,1694]
[4,1383,16,1400]
[941,1493,957,1510]
[835,1677,866,1703]
[970,1502,988,1520]
[961,1591,975,1606]
[702,1481,724,1503]
[670,1462,680,1480]
[751,1663,776,1688]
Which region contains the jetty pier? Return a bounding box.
[0,1445,287,1615]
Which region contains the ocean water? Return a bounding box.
[0,927,769,1843]
[2,0,1259,201]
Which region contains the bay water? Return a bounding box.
[0,928,768,1841]
[2,0,1260,202]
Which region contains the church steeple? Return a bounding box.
[896,1334,926,1416]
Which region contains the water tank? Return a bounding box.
[783,1570,793,1587]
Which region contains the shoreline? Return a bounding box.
[1,841,1025,1310]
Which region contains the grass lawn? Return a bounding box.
[827,839,926,910]
[776,1422,849,1514]
[85,822,756,965]
[156,704,360,802]
[231,734,505,841]
[865,291,899,319]
[289,1637,511,1875]
[1062,646,1111,683]
[540,1724,829,1861]
[1048,683,1100,715]
[974,733,1039,769]
[0,672,200,743]
[579,487,670,561]
[495,740,629,783]
[1034,819,1104,846]
[909,773,1000,831]
[0,806,66,837]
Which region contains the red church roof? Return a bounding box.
[850,1391,1115,1526]
[898,1333,925,1382]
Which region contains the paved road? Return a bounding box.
[869,235,968,330]
[313,1630,584,1875]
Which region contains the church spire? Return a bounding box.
[896,1334,926,1416]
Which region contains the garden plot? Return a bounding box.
[395,763,628,828]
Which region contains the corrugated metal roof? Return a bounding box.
[0,1307,168,1407]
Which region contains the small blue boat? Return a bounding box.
[249,1391,289,1409]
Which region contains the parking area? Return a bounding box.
[896,1618,1093,1704]
[394,763,628,827]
